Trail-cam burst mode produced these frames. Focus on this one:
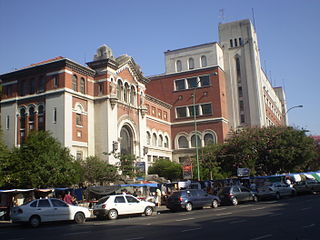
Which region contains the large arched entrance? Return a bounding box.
[120,125,133,155]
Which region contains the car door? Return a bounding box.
[51,199,70,220]
[201,190,212,207]
[37,199,55,222]
[114,196,128,215]
[125,195,143,214]
[240,187,251,201]
[232,186,242,201]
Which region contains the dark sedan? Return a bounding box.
[166,189,220,212]
[218,185,258,206]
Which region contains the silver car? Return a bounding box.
[257,182,296,200]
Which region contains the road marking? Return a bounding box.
[302,223,315,228]
[216,212,232,216]
[252,207,266,210]
[64,231,91,236]
[215,207,227,211]
[125,237,145,240]
[230,219,247,224]
[250,234,273,240]
[300,207,312,211]
[181,227,202,232]
[175,217,195,222]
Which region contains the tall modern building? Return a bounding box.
[0,19,287,173]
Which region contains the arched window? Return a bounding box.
[120,125,133,155]
[178,136,188,149]
[191,134,201,148]
[201,55,207,67]
[19,108,26,143]
[152,133,157,146]
[80,77,85,94]
[158,135,163,147]
[188,58,194,70]
[130,86,136,105]
[72,75,78,91]
[204,133,216,146]
[29,106,35,130]
[164,136,169,148]
[146,132,151,145]
[176,60,182,72]
[117,81,122,100]
[124,83,129,103]
[38,105,45,130]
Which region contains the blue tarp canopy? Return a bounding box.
[120,183,158,188]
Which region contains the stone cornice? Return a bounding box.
[145,94,172,109]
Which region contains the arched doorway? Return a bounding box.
[120,125,133,155]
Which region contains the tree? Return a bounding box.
[217,126,319,177]
[194,143,227,180]
[0,131,82,188]
[81,156,118,184]
[117,154,137,178]
[148,159,182,181]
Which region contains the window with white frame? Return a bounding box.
[76,151,83,161]
[158,135,163,147]
[201,55,207,67]
[178,136,188,148]
[176,103,212,118]
[164,136,169,148]
[204,133,216,145]
[188,58,194,69]
[176,107,187,118]
[191,134,202,148]
[201,104,212,115]
[152,133,157,146]
[176,60,182,72]
[146,132,151,145]
[175,75,210,92]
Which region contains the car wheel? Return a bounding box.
[275,192,280,200]
[144,206,153,216]
[252,195,258,202]
[231,197,238,206]
[108,209,118,220]
[185,202,193,212]
[211,199,219,208]
[74,212,85,224]
[29,215,41,228]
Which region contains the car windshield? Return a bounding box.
[97,196,110,204]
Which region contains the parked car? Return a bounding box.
[93,194,155,220]
[166,189,220,212]
[10,198,91,228]
[257,182,296,200]
[218,186,258,206]
[294,180,320,194]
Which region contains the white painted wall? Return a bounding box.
[0,102,17,148]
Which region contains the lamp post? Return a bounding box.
[286,104,303,115]
[284,105,303,125]
[192,89,200,181]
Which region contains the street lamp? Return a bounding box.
[283,105,303,125]
[192,89,200,181]
[286,104,303,114]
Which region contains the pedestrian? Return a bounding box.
[156,188,161,207]
[63,191,74,205]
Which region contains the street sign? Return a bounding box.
[237,168,250,177]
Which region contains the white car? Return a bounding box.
[257,182,296,200]
[93,194,155,220]
[11,198,91,227]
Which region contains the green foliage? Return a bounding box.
[117,154,137,178]
[193,143,228,180]
[0,131,82,188]
[148,158,182,181]
[81,156,118,184]
[218,126,319,177]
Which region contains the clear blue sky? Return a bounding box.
[1,0,319,135]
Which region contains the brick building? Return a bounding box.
[0,19,287,173]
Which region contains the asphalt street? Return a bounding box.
[1,194,319,240]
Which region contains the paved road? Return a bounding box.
[1,194,319,240]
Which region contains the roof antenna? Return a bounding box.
[219,9,225,24]
[251,8,256,30]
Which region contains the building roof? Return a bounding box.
[164,42,217,54]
